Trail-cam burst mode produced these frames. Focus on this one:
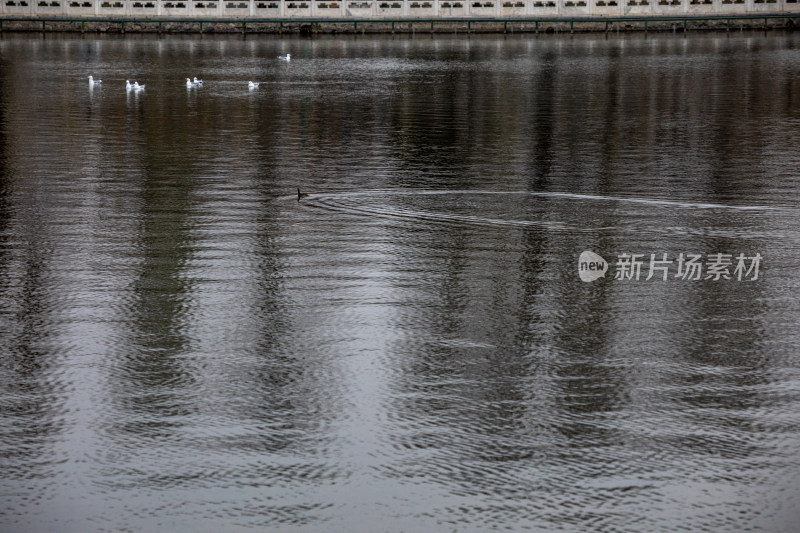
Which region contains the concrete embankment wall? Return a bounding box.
[2,0,799,33]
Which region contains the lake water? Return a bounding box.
[1,31,800,532]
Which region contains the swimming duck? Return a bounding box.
[297,188,309,201]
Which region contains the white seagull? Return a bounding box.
[248,81,259,89]
[278,53,291,62]
[133,81,145,91]
[126,80,133,91]
[193,76,203,85]
[88,75,102,85]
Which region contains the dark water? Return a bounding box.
[1,32,800,532]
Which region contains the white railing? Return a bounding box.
[1,0,797,18]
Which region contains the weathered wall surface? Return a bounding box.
[2,0,799,20]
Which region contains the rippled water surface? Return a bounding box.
[1,32,800,532]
